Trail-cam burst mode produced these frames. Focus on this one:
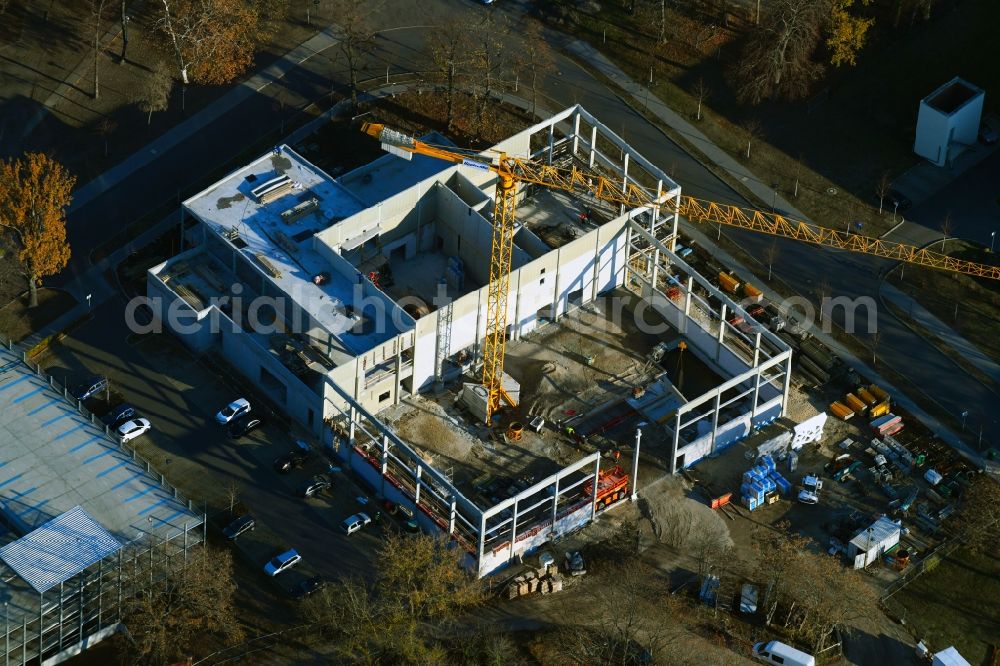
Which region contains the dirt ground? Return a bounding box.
[0,287,76,341]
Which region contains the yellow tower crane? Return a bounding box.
[362,123,1000,424]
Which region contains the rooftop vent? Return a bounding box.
[252,174,294,204]
[280,196,320,224]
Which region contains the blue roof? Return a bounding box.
[0,506,122,594]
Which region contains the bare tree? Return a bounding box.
[744,118,762,159]
[133,61,174,125]
[91,0,108,98]
[429,20,474,131]
[950,476,1000,552]
[120,546,243,665]
[732,0,826,105]
[693,77,710,121]
[157,0,265,85]
[816,278,831,323]
[871,329,881,367]
[119,0,130,63]
[470,11,512,134]
[875,171,891,215]
[225,480,241,515]
[330,0,375,112]
[939,213,953,253]
[764,241,780,281]
[515,20,556,118]
[96,117,118,157]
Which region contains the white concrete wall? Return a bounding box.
[914,103,951,166]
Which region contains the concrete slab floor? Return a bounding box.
[382,249,480,306]
[515,187,619,250]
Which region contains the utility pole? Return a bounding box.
[630,426,643,501]
[119,0,129,64]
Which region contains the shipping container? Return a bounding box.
[718,271,741,294]
[844,393,867,413]
[829,401,854,420]
[857,387,879,407]
[870,400,890,418]
[868,384,890,403]
[743,283,763,302]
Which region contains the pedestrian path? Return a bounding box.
[69,25,345,214]
[881,282,1000,386]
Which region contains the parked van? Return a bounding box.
[752,641,816,666]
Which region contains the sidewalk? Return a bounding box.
[68,24,345,214]
[562,39,986,467]
[881,281,1000,387]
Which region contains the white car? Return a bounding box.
[797,490,820,505]
[263,549,301,576]
[117,418,151,442]
[340,512,371,535]
[215,398,251,425]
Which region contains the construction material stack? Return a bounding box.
[872,413,904,437]
[740,456,790,510]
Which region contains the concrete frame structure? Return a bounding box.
[148,105,791,574]
[914,77,985,167]
[0,343,205,665]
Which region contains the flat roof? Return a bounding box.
[0,506,121,594]
[925,77,983,114]
[182,146,423,356]
[849,515,900,551]
[338,132,456,207]
[0,346,201,545]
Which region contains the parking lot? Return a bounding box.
[38,296,392,597]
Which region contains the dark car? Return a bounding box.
[299,475,332,498]
[886,189,911,212]
[289,576,326,600]
[228,415,263,439]
[102,403,137,429]
[72,375,108,401]
[273,450,309,473]
[222,514,255,540]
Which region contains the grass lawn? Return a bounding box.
[0,288,77,343]
[887,240,1000,365]
[889,548,1000,665]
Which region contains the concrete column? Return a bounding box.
[380,434,389,497]
[671,412,682,474]
[552,247,562,322]
[512,270,522,342]
[354,359,364,403]
[550,475,561,530]
[590,456,601,521]
[572,112,581,155]
[589,125,597,167]
[548,123,555,164]
[630,428,642,501]
[682,277,693,335]
[621,153,630,193]
[624,225,633,287]
[751,367,762,421]
[781,353,793,417]
[348,405,356,446]
[753,331,762,367]
[508,498,520,562]
[448,496,458,536]
[591,228,602,301]
[394,344,402,406]
[710,391,721,455]
[717,304,727,362]
[477,512,487,576]
[414,465,422,505]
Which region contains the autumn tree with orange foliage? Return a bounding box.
[0,153,74,308]
[157,0,267,85]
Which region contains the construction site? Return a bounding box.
[146,105,792,575]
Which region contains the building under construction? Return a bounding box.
[149,105,791,574]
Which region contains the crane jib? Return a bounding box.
[461,158,491,171]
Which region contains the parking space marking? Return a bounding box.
[123,485,157,503]
[55,423,87,440]
[138,497,172,516]
[97,459,130,478]
[11,486,36,500]
[152,509,188,529]
[18,499,48,518]
[0,473,24,489]
[83,449,115,464]
[111,471,143,490]
[70,435,104,453]
[0,375,30,392]
[12,385,45,404]
[29,398,62,416]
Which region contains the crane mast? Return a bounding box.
[362,122,999,426]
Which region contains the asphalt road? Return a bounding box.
[39,296,384,588]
